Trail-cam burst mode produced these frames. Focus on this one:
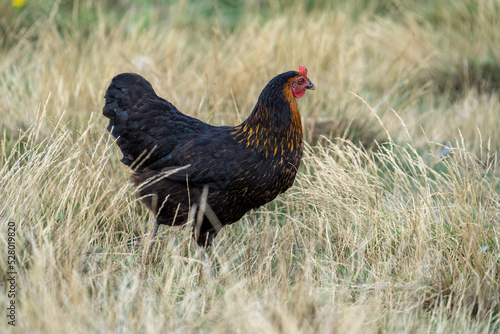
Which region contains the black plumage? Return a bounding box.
[103,68,315,247]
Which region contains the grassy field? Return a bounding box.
[1,0,499,332]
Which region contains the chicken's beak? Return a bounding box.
[306,78,316,90]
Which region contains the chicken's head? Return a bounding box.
[290,66,316,99]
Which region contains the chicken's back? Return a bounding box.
[103,73,212,171]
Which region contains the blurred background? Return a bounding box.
[1,2,499,333]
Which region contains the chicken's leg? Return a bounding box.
[197,245,214,282]
[141,219,159,264]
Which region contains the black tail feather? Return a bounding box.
[103,73,157,165]
[103,72,157,131]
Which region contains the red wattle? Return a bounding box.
[292,89,305,99]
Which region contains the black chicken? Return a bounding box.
[103,66,315,248]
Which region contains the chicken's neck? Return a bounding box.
[231,88,303,159]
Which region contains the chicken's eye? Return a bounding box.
[298,78,304,85]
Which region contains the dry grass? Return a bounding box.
[1,1,499,332]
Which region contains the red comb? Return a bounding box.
[298,65,308,77]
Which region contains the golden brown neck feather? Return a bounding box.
[232,78,303,158]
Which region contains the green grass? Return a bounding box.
[1,0,499,332]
